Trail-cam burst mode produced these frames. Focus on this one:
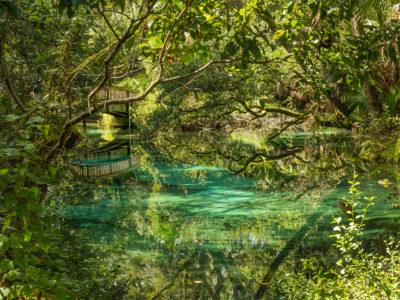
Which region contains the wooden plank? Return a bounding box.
[71,153,139,177]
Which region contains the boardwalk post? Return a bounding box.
[128,93,132,168]
[125,90,129,113]
[128,144,132,168]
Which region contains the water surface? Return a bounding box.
[61,129,400,297]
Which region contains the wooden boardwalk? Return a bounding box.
[83,86,134,130]
[96,87,136,114]
[71,141,139,177]
[78,86,137,176]
[71,155,139,177]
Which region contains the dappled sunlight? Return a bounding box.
[2,0,400,298]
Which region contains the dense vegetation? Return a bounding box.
[1,0,400,298]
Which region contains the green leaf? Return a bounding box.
[21,187,40,200]
[273,29,286,41]
[23,143,36,153]
[1,217,11,233]
[3,148,19,157]
[48,165,57,177]
[26,116,44,125]
[0,259,14,272]
[0,287,10,298]
[23,230,32,242]
[147,35,163,50]
[4,270,21,281]
[0,234,7,249]
[3,114,20,122]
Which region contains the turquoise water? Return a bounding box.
[61,131,400,297]
[64,159,400,248]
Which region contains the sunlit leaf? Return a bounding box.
[273,29,286,40]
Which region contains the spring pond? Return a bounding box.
[59,126,400,298]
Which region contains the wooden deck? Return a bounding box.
[96,87,136,114]
[82,87,134,129]
[71,141,139,177]
[78,87,137,176]
[71,155,139,177]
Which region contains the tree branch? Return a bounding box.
[240,100,303,118]
[234,148,303,174]
[0,37,25,111]
[87,1,158,108]
[158,0,192,64]
[98,3,121,41]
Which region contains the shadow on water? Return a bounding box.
[254,199,333,298]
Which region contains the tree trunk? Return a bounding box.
[0,39,25,111]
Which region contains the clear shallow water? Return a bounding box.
[61,130,400,297]
[64,160,400,249]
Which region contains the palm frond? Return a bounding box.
[356,0,395,25]
[346,88,368,113]
[383,87,400,114]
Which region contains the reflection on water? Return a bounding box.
[98,113,118,142]
[61,129,400,298]
[65,163,400,243]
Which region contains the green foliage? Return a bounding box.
[383,87,400,115]
[1,0,400,298]
[58,0,126,17]
[269,175,400,299]
[0,1,19,17]
[0,110,99,297]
